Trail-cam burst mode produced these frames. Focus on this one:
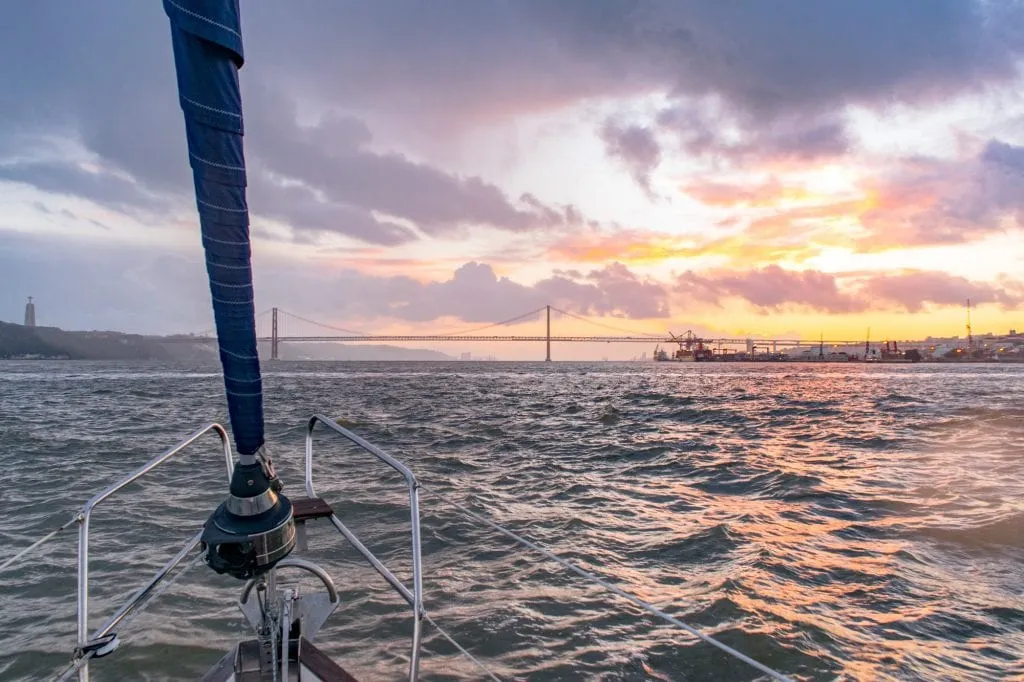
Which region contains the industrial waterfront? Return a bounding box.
[649,332,1024,364]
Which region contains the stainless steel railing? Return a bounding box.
[8,417,429,681]
[305,414,425,682]
[70,423,233,681]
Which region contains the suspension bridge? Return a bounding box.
[162,306,872,361]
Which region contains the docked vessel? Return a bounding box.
[877,341,921,363]
[790,350,852,362]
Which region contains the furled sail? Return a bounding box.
[163,0,263,456]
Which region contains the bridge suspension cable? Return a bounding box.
[433,306,548,336]
[550,306,663,338]
[276,309,369,336]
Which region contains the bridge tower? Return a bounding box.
[271,307,279,360]
[545,305,551,362]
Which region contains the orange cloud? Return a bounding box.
[684,142,1024,256]
[558,140,1024,270]
[682,177,817,208]
[547,230,700,264]
[548,198,870,267]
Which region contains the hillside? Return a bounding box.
[0,320,174,360]
[267,341,456,361]
[0,321,456,361]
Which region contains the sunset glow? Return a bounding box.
[1,2,1022,356]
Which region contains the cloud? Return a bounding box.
[656,2,1021,118]
[548,206,849,266]
[269,261,670,323]
[539,262,670,319]
[675,266,1024,314]
[0,4,584,248]
[668,138,1024,260]
[242,92,585,244]
[0,228,668,333]
[548,230,697,265]
[599,121,661,193]
[860,271,1024,313]
[979,140,1024,221]
[0,84,582,248]
[2,0,1024,333]
[248,175,417,246]
[5,2,1021,144]
[677,265,863,313]
[858,139,1024,250]
[239,1,1024,134]
[658,103,850,166]
[0,161,170,212]
[4,225,1018,337]
[681,177,813,207]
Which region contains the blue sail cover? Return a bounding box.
[164,0,263,455]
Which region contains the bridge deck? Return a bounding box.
[161,335,887,346]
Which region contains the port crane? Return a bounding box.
[662,330,713,361]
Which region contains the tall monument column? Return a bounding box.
[23,297,36,327]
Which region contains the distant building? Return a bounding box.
[23,297,36,327]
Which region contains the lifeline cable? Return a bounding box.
[425,486,795,682]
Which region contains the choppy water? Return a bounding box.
[1,361,1023,681]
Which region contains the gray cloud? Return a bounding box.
[241,1,1024,129]
[249,173,418,246]
[245,0,1022,179]
[652,1,1021,118]
[0,3,583,247]
[244,91,580,242]
[5,2,1019,146]
[599,122,661,193]
[0,161,170,211]
[979,140,1024,221]
[654,104,850,170]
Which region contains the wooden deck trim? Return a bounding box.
[299,637,359,681]
[291,496,334,522]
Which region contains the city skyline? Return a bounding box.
[1,2,1023,358]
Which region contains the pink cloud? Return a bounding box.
[676,266,1024,314]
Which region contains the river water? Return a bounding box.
[0,361,1022,681]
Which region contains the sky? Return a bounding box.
[1,1,1023,359]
